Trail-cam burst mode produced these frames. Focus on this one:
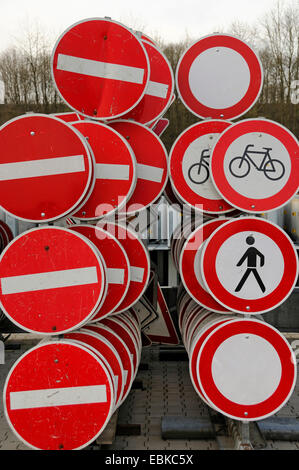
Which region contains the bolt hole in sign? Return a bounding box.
[4,340,114,449]
[169,120,235,214]
[70,121,137,219]
[201,217,298,314]
[176,33,263,120]
[51,18,150,120]
[196,318,297,421]
[210,118,299,213]
[0,226,106,334]
[0,114,93,223]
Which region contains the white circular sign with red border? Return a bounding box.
[51,18,150,120]
[3,340,114,450]
[180,218,232,313]
[176,33,263,120]
[0,114,94,223]
[211,118,299,213]
[0,226,106,334]
[201,217,298,314]
[196,318,297,421]
[121,40,174,125]
[70,120,137,219]
[169,121,235,214]
[108,120,168,214]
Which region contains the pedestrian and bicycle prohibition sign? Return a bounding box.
[210,118,299,213]
[201,217,298,314]
[3,340,114,450]
[176,33,263,120]
[169,120,235,213]
[51,18,150,120]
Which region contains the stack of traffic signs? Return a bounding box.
[0,17,177,449]
[169,33,299,421]
[3,310,142,450]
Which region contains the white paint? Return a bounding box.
[1,266,99,294]
[130,266,144,283]
[137,163,164,183]
[223,132,291,199]
[106,268,125,284]
[96,163,130,180]
[10,384,107,409]
[215,231,285,300]
[57,53,145,84]
[146,80,168,99]
[0,155,85,181]
[211,333,282,405]
[188,47,250,109]
[182,133,222,199]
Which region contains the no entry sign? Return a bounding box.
[201,217,298,314]
[69,224,130,320]
[121,40,174,125]
[4,340,114,450]
[71,120,137,219]
[0,226,106,334]
[98,222,150,312]
[176,33,263,120]
[169,120,235,213]
[211,118,299,213]
[51,18,150,120]
[0,114,93,222]
[196,318,297,421]
[109,120,168,214]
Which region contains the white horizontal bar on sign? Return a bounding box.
[57,54,145,85]
[0,155,85,181]
[106,268,125,285]
[130,266,144,283]
[146,81,169,99]
[10,384,107,410]
[96,164,130,181]
[137,163,164,183]
[1,266,98,295]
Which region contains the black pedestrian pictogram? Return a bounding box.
[235,236,266,293]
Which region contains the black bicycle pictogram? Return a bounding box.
[188,148,210,184]
[229,144,285,181]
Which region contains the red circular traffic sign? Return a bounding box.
[0,114,93,222]
[64,329,125,409]
[69,224,130,320]
[201,217,298,314]
[176,33,263,120]
[83,323,134,405]
[4,340,114,450]
[169,121,235,214]
[0,226,106,334]
[196,318,297,421]
[98,222,150,312]
[211,118,299,213]
[121,40,174,125]
[51,18,150,120]
[71,120,137,219]
[180,218,232,312]
[109,120,168,214]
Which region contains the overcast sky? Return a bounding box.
[0,0,294,52]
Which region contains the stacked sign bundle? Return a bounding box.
[0,17,175,450]
[169,34,299,421]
